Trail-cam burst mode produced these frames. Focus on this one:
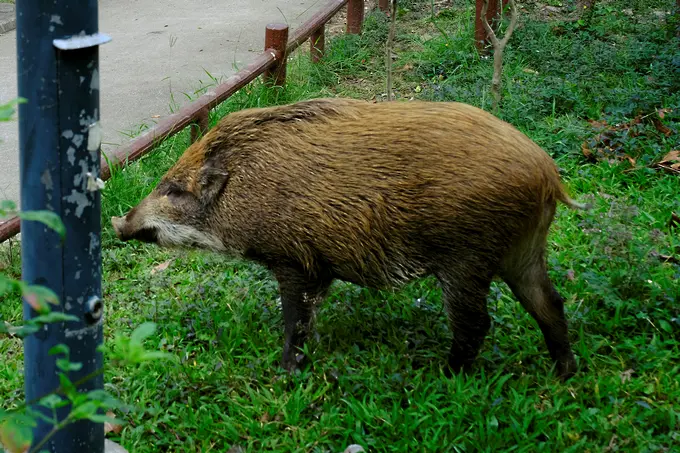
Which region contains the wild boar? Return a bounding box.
[111,97,587,379]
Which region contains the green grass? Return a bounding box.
[2,0,680,451]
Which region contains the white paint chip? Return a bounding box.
[63,190,91,218]
[86,172,105,192]
[40,170,53,191]
[72,134,84,148]
[90,68,100,91]
[67,147,76,165]
[87,122,102,152]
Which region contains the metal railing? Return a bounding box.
[1,0,374,243]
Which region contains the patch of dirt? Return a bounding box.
[327,0,378,38]
[524,1,584,22]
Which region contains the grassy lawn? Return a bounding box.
[2,0,679,451]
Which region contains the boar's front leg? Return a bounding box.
[273,266,331,372]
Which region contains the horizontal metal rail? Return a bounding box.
[0,0,366,243]
[100,50,279,180]
[288,0,347,54]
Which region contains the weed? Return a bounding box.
[2,1,679,451]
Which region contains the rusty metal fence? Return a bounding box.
[1,0,378,243]
[1,0,506,243]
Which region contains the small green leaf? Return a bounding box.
[56,358,83,372]
[69,402,99,421]
[0,414,33,453]
[18,210,66,240]
[0,98,26,122]
[39,394,66,410]
[130,322,157,346]
[58,373,77,400]
[25,285,60,306]
[49,344,70,356]
[139,351,174,362]
[6,324,40,338]
[0,274,19,296]
[87,414,121,425]
[658,319,672,333]
[20,283,60,315]
[488,415,499,429]
[86,390,122,409]
[31,312,79,325]
[0,200,16,212]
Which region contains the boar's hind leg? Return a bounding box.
[501,239,577,380]
[273,267,331,372]
[438,270,494,375]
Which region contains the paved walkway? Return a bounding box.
[0,0,325,207]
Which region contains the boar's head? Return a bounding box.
[111,143,229,253]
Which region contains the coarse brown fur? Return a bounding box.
[112,97,587,379]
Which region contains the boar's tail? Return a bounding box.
[555,186,592,211]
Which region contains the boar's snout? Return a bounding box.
[111,215,159,244]
[111,216,126,240]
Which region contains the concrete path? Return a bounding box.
[0,0,326,208]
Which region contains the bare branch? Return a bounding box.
[386,0,398,101]
[481,0,518,113]
[499,0,518,48]
[480,0,500,48]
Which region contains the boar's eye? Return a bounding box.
[161,184,189,200]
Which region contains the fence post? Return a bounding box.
[190,107,210,143]
[347,0,364,34]
[264,23,289,87]
[379,0,389,12]
[16,0,110,451]
[475,0,502,52]
[310,26,325,63]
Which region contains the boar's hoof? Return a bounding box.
[281,351,307,374]
[556,356,578,381]
[445,355,476,378]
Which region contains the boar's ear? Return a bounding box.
[198,155,229,205]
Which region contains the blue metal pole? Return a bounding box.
[17,1,110,451]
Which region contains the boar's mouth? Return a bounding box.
[127,226,159,244]
[111,216,158,244]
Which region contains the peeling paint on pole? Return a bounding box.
[17,1,109,451]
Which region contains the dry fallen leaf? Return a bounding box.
[581,142,594,160]
[104,411,123,436]
[587,119,608,129]
[657,108,672,119]
[150,259,174,275]
[620,369,634,383]
[654,150,680,174]
[659,150,680,164]
[566,269,575,281]
[652,117,673,136]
